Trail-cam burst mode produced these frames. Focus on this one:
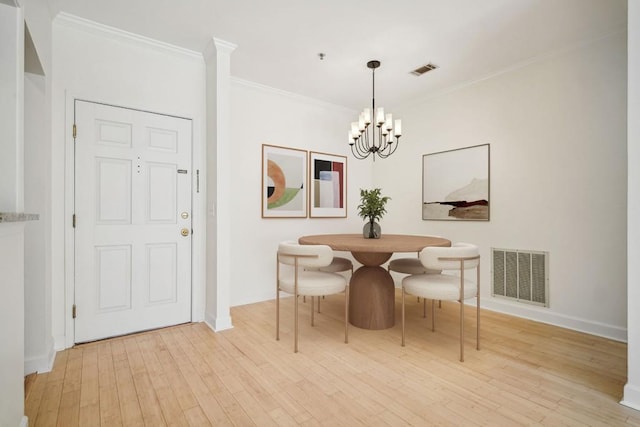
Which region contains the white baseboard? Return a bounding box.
[20,415,28,427]
[621,383,640,411]
[53,334,67,351]
[204,312,234,332]
[24,343,56,375]
[480,298,627,342]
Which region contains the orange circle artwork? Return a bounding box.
[267,160,286,204]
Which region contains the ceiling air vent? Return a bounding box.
[410,63,438,76]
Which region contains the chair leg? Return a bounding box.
[311,296,315,326]
[431,299,435,332]
[276,286,280,341]
[401,287,406,347]
[439,300,442,309]
[477,294,480,351]
[294,290,299,353]
[423,298,427,318]
[318,296,321,313]
[460,299,465,362]
[477,264,481,351]
[344,286,349,344]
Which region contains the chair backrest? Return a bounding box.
[278,241,334,268]
[419,242,479,271]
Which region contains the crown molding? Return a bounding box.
[53,12,203,61]
[231,77,356,114]
[213,38,237,53]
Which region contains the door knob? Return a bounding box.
[181,228,190,237]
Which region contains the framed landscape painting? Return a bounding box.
[262,144,308,218]
[309,151,347,218]
[422,144,490,221]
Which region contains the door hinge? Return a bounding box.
[72,123,77,139]
[196,169,200,193]
[72,304,77,319]
[72,214,76,228]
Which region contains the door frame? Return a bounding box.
[63,93,206,348]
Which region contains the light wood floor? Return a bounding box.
[26,292,640,426]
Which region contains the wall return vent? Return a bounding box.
[492,248,549,307]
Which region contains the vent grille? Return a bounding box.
[492,248,548,307]
[410,63,438,76]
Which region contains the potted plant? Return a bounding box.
[357,188,391,239]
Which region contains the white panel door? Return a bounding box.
[74,100,192,343]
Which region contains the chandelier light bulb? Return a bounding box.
[376,108,385,125]
[363,108,372,124]
[394,119,402,137]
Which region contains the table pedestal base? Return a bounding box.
[349,266,395,330]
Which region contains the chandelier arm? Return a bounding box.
[377,143,395,158]
[378,126,389,153]
[354,134,369,158]
[357,131,370,155]
[364,127,373,151]
[380,137,400,158]
[350,144,369,159]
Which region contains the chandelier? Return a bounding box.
[349,60,402,160]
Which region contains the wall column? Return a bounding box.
[203,37,236,330]
[0,1,24,213]
[623,0,640,411]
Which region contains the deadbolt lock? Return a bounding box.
[181,212,189,219]
[181,228,190,237]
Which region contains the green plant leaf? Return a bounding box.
[357,188,390,223]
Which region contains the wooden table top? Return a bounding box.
[298,234,451,253]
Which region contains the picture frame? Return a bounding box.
[309,151,347,218]
[262,144,308,218]
[422,144,490,221]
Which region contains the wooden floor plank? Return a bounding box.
[25,293,639,426]
[25,371,49,424]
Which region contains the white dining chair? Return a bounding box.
[276,241,349,353]
[306,256,353,313]
[401,243,480,362]
[388,253,441,316]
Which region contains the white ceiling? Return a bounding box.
[46,0,627,110]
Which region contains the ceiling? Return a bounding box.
[46,0,627,110]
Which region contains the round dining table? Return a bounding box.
[298,234,451,330]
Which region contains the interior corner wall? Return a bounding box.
[375,32,628,340]
[51,17,207,347]
[24,71,54,374]
[228,80,372,306]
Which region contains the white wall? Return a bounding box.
[623,0,640,411]
[229,80,372,306]
[51,14,207,348]
[376,32,628,340]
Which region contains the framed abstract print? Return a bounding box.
[309,151,347,218]
[262,144,308,218]
[422,144,490,221]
